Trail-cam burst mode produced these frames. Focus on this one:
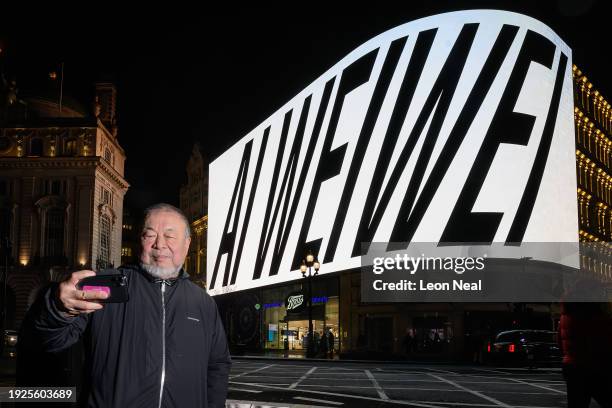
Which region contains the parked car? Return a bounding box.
[486,330,561,366]
[3,329,18,358]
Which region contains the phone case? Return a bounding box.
[76,270,129,303]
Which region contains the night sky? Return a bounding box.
[0,1,608,213]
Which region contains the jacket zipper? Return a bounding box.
[158,283,166,408]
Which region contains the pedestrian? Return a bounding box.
[559,280,612,408]
[402,328,414,357]
[318,330,327,358]
[23,203,231,407]
[314,330,320,355]
[327,329,335,359]
[284,336,289,358]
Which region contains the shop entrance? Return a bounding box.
[279,319,325,350]
[263,293,339,351]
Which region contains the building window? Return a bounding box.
[30,138,43,156]
[104,148,112,164]
[65,139,77,156]
[101,188,112,207]
[121,247,132,257]
[45,209,65,257]
[99,215,111,266]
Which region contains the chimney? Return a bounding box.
[94,82,117,135]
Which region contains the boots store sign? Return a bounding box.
[208,10,577,295]
[285,293,305,314]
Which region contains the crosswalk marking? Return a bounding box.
[289,367,317,389]
[365,369,389,400]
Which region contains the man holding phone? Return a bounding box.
[28,203,231,407]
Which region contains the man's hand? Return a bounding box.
[57,270,109,316]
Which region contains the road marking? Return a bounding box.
[472,368,509,375]
[451,380,562,385]
[448,373,562,383]
[427,374,512,408]
[509,378,566,395]
[294,396,344,405]
[230,363,274,379]
[423,367,459,375]
[233,374,562,385]
[227,386,262,393]
[316,366,363,371]
[230,380,445,407]
[298,385,461,392]
[492,367,562,372]
[251,376,437,382]
[298,371,365,375]
[250,383,292,386]
[365,369,389,400]
[236,374,302,379]
[289,366,317,389]
[296,379,446,385]
[381,371,443,376]
[295,384,560,396]
[411,402,562,408]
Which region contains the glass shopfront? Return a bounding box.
[262,277,339,352]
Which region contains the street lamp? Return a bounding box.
[300,250,320,358]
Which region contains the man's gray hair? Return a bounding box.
[143,203,191,238]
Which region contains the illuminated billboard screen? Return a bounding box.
[208,10,576,295]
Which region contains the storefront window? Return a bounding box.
[261,277,339,353]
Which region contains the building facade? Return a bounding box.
[0,82,129,328]
[573,66,612,279]
[180,143,208,222]
[187,215,207,287]
[211,64,612,359]
[201,11,611,359]
[180,143,208,284]
[120,208,138,266]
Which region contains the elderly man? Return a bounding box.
[30,203,231,407]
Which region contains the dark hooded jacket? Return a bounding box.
[30,265,231,408]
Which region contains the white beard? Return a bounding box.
[140,263,181,280]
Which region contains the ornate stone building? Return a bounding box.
[120,208,138,266]
[188,215,208,287]
[0,82,129,327]
[180,144,208,285]
[573,65,612,280]
[180,143,208,221]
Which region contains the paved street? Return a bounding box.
[0,357,591,407]
[227,359,579,408]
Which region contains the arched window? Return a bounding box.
[30,138,43,156]
[45,208,65,258]
[99,215,111,267]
